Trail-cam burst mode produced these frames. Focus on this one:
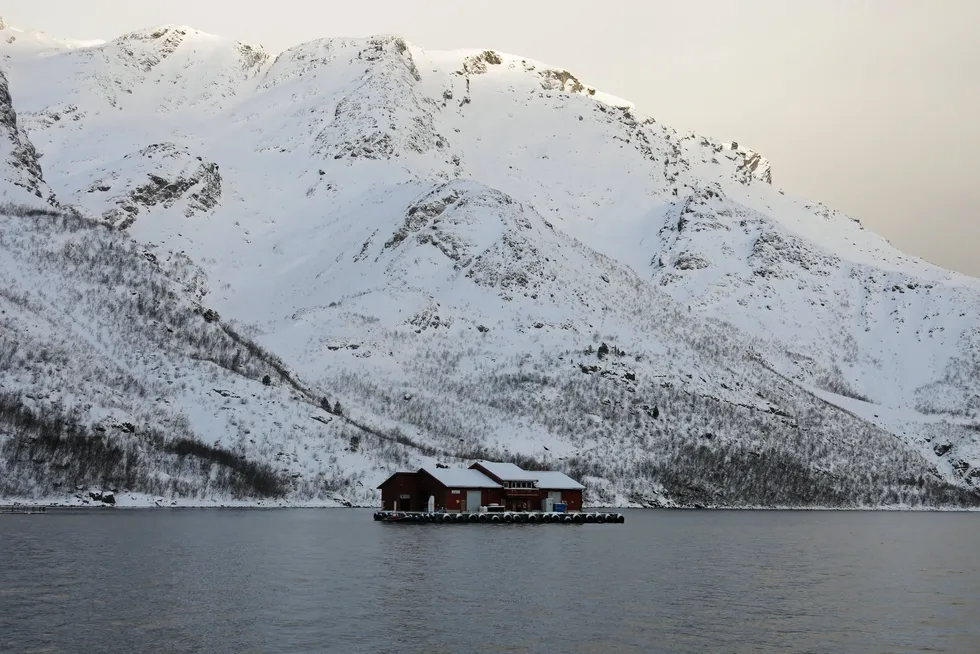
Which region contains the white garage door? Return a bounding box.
[466,490,482,513]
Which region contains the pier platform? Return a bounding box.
[0,505,48,514]
[373,510,624,524]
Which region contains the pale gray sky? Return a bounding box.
[5,0,978,276]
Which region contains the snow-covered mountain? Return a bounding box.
[1,20,977,507]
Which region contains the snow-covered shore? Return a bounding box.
[4,496,979,512]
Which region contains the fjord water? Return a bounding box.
[1,510,978,653]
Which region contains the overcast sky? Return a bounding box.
[5,0,978,276]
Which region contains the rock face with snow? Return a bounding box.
[72,142,222,227]
[0,66,52,203]
[0,20,977,507]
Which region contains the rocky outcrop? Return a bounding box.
[539,68,586,93]
[459,50,503,75]
[384,183,471,259]
[385,181,529,268]
[308,37,444,160]
[730,143,773,184]
[674,251,712,270]
[114,26,189,72]
[0,68,54,203]
[82,143,221,228]
[750,230,840,278]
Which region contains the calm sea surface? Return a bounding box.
[1,509,978,653]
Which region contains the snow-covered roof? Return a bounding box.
[473,461,585,489]
[534,471,585,490]
[473,461,540,481]
[421,466,502,488]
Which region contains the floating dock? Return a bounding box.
[374,510,624,524]
[0,506,48,514]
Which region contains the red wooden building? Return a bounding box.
[377,460,585,512]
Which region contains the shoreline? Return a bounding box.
[3,499,979,512]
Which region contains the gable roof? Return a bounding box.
[376,470,417,489]
[421,466,502,489]
[473,461,585,490]
[473,461,540,481]
[533,471,586,490]
[378,464,584,491]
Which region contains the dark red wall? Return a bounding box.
[484,488,504,507]
[379,473,421,511]
[415,469,448,511]
[418,470,490,511]
[498,490,582,511]
[561,490,583,511]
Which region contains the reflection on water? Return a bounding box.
[1,509,978,653]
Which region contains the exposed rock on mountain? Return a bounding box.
[0,67,52,203]
[0,21,977,507]
[73,143,221,227]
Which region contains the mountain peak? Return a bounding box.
[116,24,215,40]
[1,21,978,509]
[0,19,106,51]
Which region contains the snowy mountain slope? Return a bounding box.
[295,180,978,506]
[2,199,604,506]
[82,37,972,423]
[0,203,374,505]
[2,189,972,508]
[0,20,977,506]
[0,17,104,52]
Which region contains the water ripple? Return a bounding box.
[1,509,978,653]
